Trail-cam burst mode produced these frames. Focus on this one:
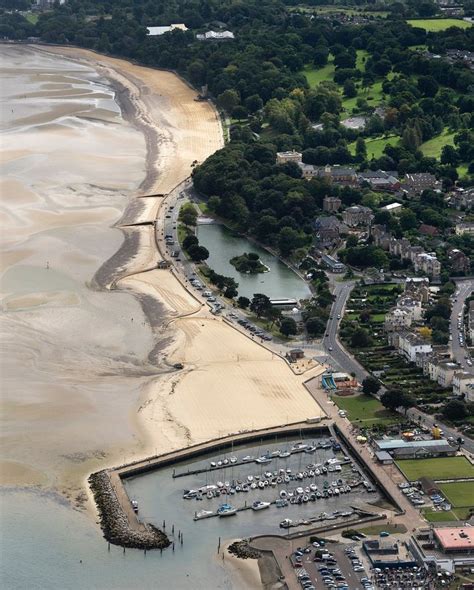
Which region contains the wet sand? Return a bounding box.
[2,45,324,536]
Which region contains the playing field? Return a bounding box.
[303,59,335,87]
[396,457,474,481]
[333,394,397,426]
[438,481,474,508]
[407,18,472,32]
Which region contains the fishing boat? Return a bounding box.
[217,481,224,488]
[276,499,288,508]
[279,518,292,528]
[247,475,253,482]
[210,462,217,468]
[258,481,265,489]
[223,459,229,465]
[255,456,272,464]
[217,503,237,517]
[279,451,290,458]
[270,450,281,457]
[252,500,270,511]
[250,482,257,489]
[207,491,214,499]
[131,500,139,513]
[279,490,288,498]
[296,487,304,495]
[310,484,317,492]
[242,455,255,463]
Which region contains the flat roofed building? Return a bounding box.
[147,24,188,36]
[434,528,474,554]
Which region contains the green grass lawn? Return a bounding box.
[457,164,469,178]
[332,394,397,426]
[356,49,369,72]
[303,58,335,87]
[420,129,456,159]
[396,457,474,482]
[439,481,474,508]
[349,135,399,159]
[407,18,472,31]
[422,508,459,522]
[25,13,38,24]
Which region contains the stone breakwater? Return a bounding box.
[228,540,261,560]
[88,471,170,550]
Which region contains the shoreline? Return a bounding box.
[4,46,326,586]
[31,45,325,479]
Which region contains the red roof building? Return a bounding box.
[434,527,474,553]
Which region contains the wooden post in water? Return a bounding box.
[108,543,110,552]
[163,520,166,530]
[172,524,174,534]
[217,537,221,553]
[172,542,175,552]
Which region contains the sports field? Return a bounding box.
[407,18,472,32]
[396,456,474,481]
[438,481,474,508]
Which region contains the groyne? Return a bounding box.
[89,470,170,550]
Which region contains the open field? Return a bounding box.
[439,481,474,508]
[420,129,456,159]
[349,135,399,159]
[407,18,472,31]
[25,13,38,24]
[303,59,335,87]
[396,457,474,481]
[332,394,397,426]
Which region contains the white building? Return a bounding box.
[384,308,413,332]
[453,371,474,400]
[196,30,235,41]
[147,24,188,36]
[397,331,433,362]
[428,360,459,387]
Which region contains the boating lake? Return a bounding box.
[196,223,312,301]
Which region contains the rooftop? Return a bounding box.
[376,438,452,451]
[434,527,474,551]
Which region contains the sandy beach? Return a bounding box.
[1,45,324,487]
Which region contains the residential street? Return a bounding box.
[450,278,474,370]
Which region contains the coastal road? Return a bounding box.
[450,278,474,371]
[322,280,369,382]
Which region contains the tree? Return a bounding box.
[182,235,198,250]
[443,400,468,421]
[245,94,263,114]
[217,89,239,114]
[237,296,250,309]
[250,293,272,318]
[399,209,417,231]
[350,328,373,348]
[224,286,238,299]
[306,317,326,337]
[343,79,357,99]
[280,317,297,337]
[417,76,439,98]
[362,377,380,396]
[441,145,459,166]
[399,393,415,415]
[187,244,209,262]
[381,389,402,411]
[355,137,367,162]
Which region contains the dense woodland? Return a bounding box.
[3,0,473,269]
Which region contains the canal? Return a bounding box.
[196,223,312,301]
